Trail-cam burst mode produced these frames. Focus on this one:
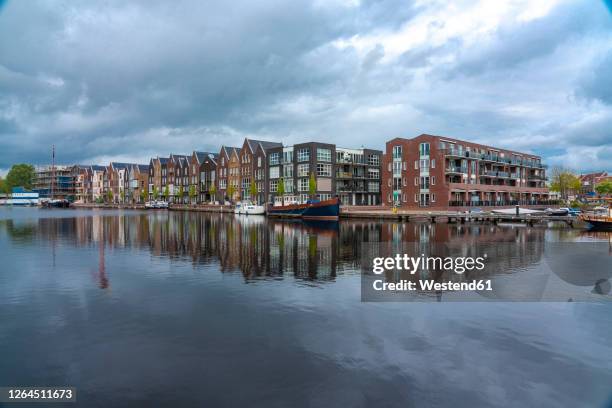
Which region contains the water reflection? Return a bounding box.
[2,210,610,298]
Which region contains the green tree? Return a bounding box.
[163,185,170,201]
[5,164,35,191]
[549,167,581,200]
[308,172,317,199]
[107,190,113,203]
[178,185,184,204]
[140,187,148,203]
[209,184,217,203]
[227,185,235,202]
[249,180,257,202]
[0,176,6,194]
[153,186,159,200]
[594,180,612,196]
[189,185,197,204]
[120,190,125,203]
[277,177,285,205]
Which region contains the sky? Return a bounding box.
[0,0,611,174]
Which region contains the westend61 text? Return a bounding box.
[372,279,493,292]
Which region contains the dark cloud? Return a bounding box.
[0,0,610,173]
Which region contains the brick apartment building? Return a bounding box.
[199,152,218,203]
[216,146,241,202]
[381,134,549,209]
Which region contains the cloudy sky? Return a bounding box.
[0,0,611,173]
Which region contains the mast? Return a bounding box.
[51,144,55,199]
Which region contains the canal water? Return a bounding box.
[0,207,611,407]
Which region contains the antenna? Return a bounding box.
[51,144,56,199]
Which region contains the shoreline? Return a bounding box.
[60,203,587,228]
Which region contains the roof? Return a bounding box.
[221,146,241,158]
[90,165,106,171]
[111,162,132,170]
[158,157,169,165]
[137,164,149,172]
[245,138,282,153]
[194,151,217,163]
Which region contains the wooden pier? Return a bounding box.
[340,210,582,227]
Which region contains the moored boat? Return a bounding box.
[580,201,612,230]
[267,197,340,221]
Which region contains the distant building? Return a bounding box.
[579,172,610,196]
[6,187,39,206]
[33,165,75,200]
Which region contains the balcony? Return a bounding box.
[480,170,509,178]
[528,174,547,181]
[446,166,467,173]
[449,199,560,207]
[336,171,352,179]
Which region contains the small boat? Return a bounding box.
[580,201,612,230]
[546,207,569,216]
[234,202,265,215]
[41,199,71,208]
[145,200,168,209]
[267,197,340,221]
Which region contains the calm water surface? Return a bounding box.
[0,207,611,407]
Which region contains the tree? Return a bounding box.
[594,180,612,196]
[178,185,184,204]
[107,190,113,203]
[277,177,285,205]
[120,190,125,203]
[227,185,235,202]
[189,185,197,204]
[549,167,580,200]
[0,176,6,194]
[209,184,217,203]
[163,185,170,201]
[5,164,35,191]
[153,186,159,200]
[249,180,257,203]
[309,172,317,199]
[140,187,148,203]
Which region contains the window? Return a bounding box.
[283,165,293,178]
[317,163,332,177]
[283,150,293,163]
[431,176,436,185]
[431,193,436,202]
[431,159,435,168]
[414,177,418,186]
[393,162,402,175]
[298,164,309,177]
[368,182,379,192]
[368,169,379,179]
[403,162,407,171]
[258,157,262,167]
[317,148,332,162]
[414,194,418,203]
[419,143,430,156]
[368,154,380,166]
[319,193,331,201]
[284,179,294,193]
[393,177,401,190]
[414,160,418,169]
[269,152,280,165]
[269,166,280,179]
[392,146,402,159]
[219,179,227,189]
[270,179,278,192]
[298,178,309,192]
[297,148,310,162]
[420,159,429,169]
[420,176,430,189]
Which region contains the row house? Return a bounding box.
[71,165,91,203]
[148,157,168,199]
[169,154,190,203]
[126,164,149,203]
[91,165,105,202]
[103,162,131,202]
[217,146,241,202]
[190,151,217,204]
[381,134,549,209]
[239,139,282,205]
[198,152,218,203]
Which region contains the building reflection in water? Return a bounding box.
[5,212,610,294]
